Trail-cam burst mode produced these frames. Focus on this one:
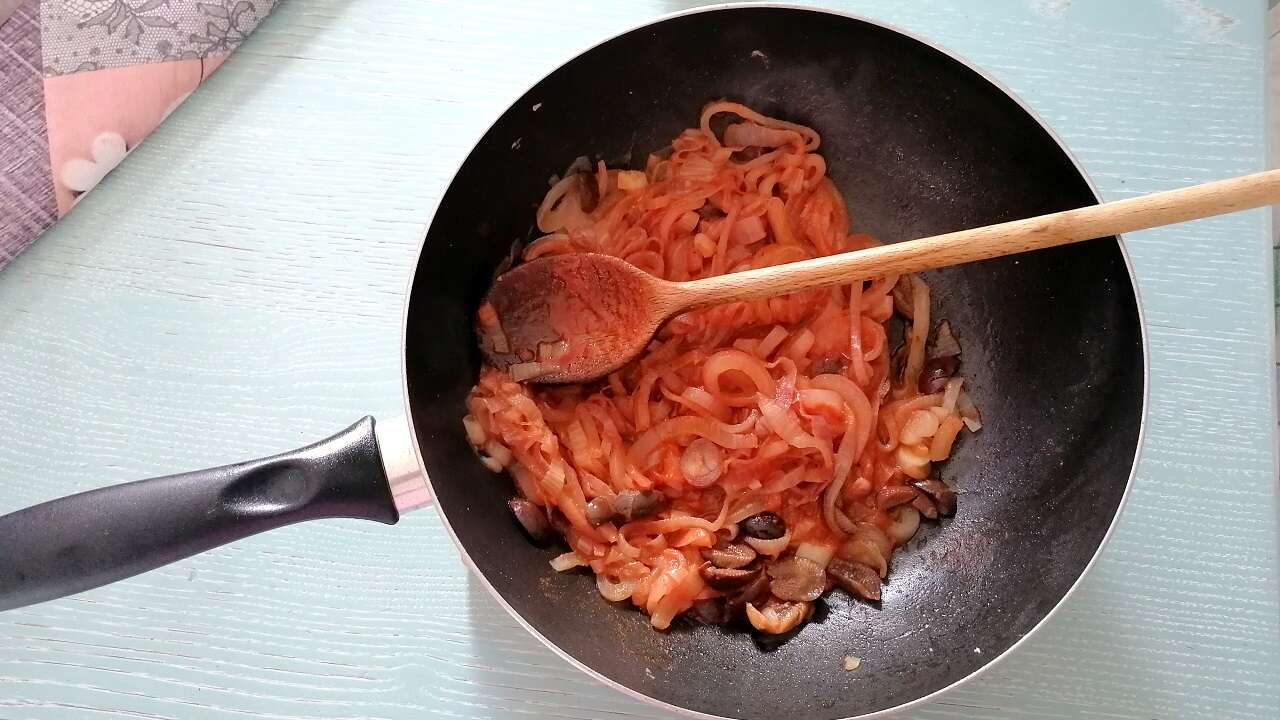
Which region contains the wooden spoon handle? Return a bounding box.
[670,169,1280,309]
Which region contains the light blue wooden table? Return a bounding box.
[1,1,1276,718]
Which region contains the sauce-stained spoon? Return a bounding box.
[480,169,1280,383]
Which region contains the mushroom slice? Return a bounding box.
[827,558,881,602]
[766,556,826,602]
[910,477,957,516]
[703,542,757,569]
[700,563,763,591]
[612,489,666,522]
[875,484,918,510]
[912,493,939,520]
[508,498,551,541]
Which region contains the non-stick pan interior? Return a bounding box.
[406,8,1143,719]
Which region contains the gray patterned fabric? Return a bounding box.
[1,1,24,28]
[40,0,278,76]
[0,1,55,266]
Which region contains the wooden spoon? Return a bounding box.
[480,169,1280,383]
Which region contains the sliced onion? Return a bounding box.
[793,386,844,415]
[616,170,648,191]
[677,155,716,179]
[760,465,807,494]
[810,374,873,459]
[942,377,964,413]
[902,276,931,393]
[462,415,486,447]
[537,173,591,232]
[703,349,776,407]
[756,325,789,359]
[896,444,932,481]
[731,215,768,245]
[891,276,914,319]
[794,541,835,569]
[957,390,983,430]
[832,508,859,535]
[482,440,513,468]
[837,536,888,578]
[745,599,809,635]
[724,121,802,148]
[853,522,892,559]
[679,386,732,421]
[629,415,759,467]
[509,361,558,382]
[773,371,797,411]
[681,438,724,488]
[783,328,815,361]
[596,573,639,602]
[550,552,587,572]
[727,498,768,525]
[757,393,832,466]
[900,410,941,447]
[887,506,922,545]
[745,529,791,557]
[928,415,966,462]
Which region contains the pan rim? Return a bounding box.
[396,3,1152,719]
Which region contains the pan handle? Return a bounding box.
[0,416,427,612]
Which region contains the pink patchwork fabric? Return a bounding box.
[0,0,277,269]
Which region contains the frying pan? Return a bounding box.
[0,6,1145,719]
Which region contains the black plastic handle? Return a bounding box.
[0,417,397,612]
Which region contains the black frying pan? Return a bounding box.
[0,7,1145,719]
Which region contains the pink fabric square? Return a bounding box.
[43,55,226,214]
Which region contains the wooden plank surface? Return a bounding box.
[0,1,1276,718]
